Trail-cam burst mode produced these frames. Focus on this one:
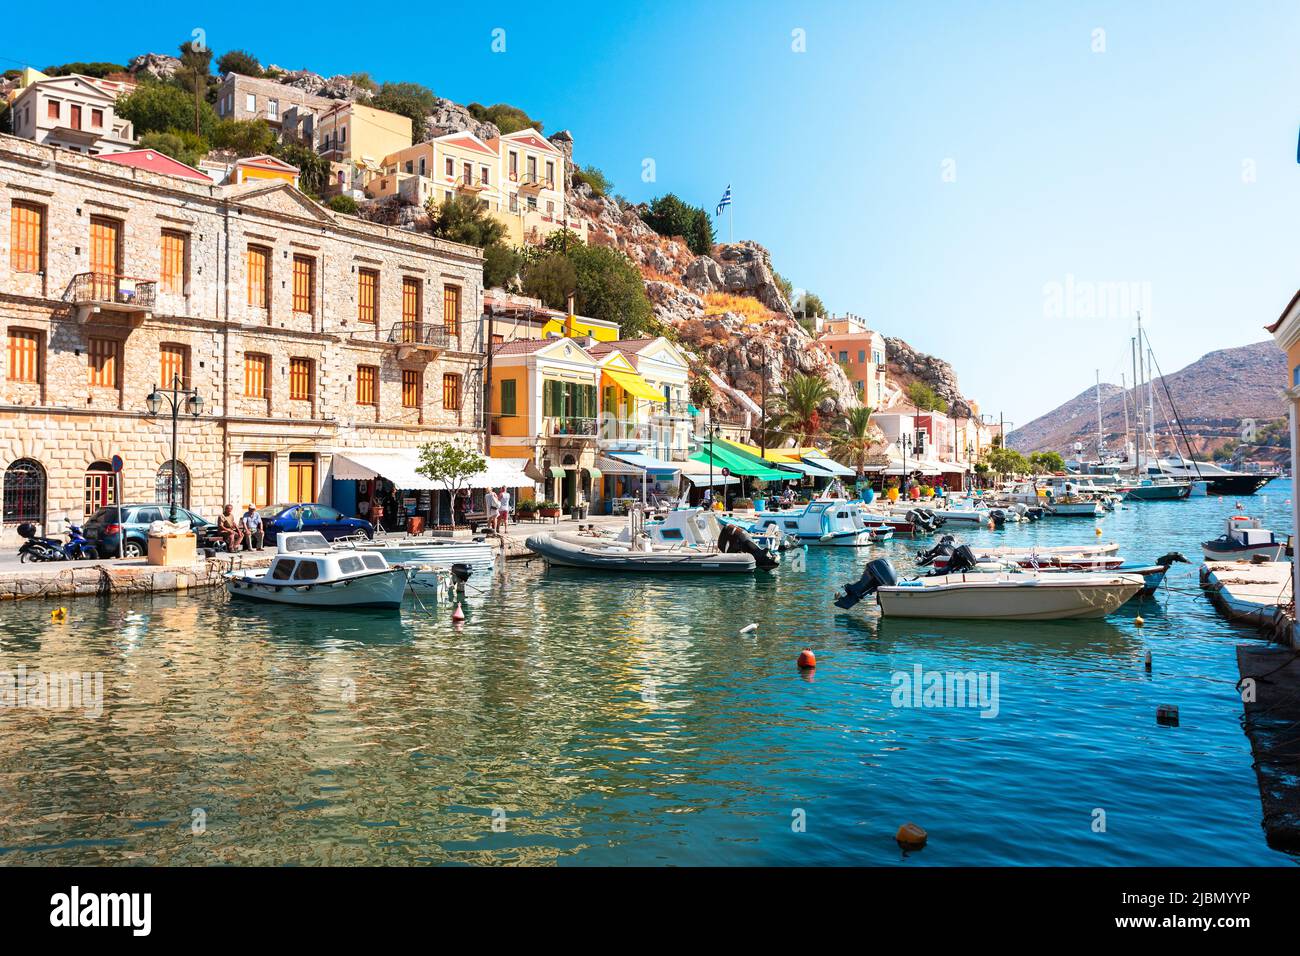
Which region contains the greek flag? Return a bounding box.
[715,185,732,217]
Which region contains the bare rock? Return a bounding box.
[425,98,500,141]
[128,52,181,81]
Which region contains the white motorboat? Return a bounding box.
[834,557,1143,620]
[336,533,496,573]
[1201,516,1287,562]
[226,532,410,609]
[916,534,1120,565]
[763,500,872,546]
[647,509,782,567]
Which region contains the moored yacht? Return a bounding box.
[225,532,411,609]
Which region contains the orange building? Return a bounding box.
[818,313,887,408]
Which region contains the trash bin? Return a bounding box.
[754,498,766,512]
[406,515,425,535]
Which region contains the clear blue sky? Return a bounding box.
[5,1,1297,426]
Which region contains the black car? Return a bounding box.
[83,503,219,558]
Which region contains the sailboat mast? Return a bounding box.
[1132,331,1142,476]
[1147,343,1156,462]
[1121,372,1130,461]
[1095,369,1104,460]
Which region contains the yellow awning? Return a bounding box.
[605,367,665,403]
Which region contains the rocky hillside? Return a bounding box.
[883,338,978,418]
[1008,341,1286,456]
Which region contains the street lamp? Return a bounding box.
[145,372,204,522]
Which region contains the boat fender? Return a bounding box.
[1156,704,1179,727]
[896,822,927,849]
[739,623,758,635]
[797,649,816,669]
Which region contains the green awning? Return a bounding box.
[584,466,602,480]
[690,443,797,482]
[549,466,566,478]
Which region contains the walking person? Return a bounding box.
[216,504,243,553]
[241,503,265,551]
[497,487,511,533]
[484,486,500,534]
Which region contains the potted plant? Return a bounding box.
[517,499,538,521]
[538,500,561,518]
[750,479,768,512]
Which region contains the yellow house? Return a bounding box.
[595,349,665,445]
[231,154,300,187]
[318,102,412,196]
[378,132,504,211]
[487,337,602,508]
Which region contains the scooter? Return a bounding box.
[16,522,99,562]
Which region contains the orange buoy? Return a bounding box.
[896,822,928,848]
[51,607,67,623]
[451,602,465,622]
[797,649,816,670]
[1134,615,1144,627]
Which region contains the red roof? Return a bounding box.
[588,337,655,356]
[439,134,496,157]
[493,339,558,356]
[101,149,212,183]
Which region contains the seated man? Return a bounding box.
[216,504,243,552]
[240,504,265,550]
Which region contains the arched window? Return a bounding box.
[84,461,116,516]
[155,460,190,509]
[3,459,45,524]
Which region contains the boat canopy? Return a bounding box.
[690,442,798,481]
[332,448,532,490]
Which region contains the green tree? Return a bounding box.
[773,272,795,305]
[467,102,543,134]
[425,194,507,247]
[43,62,127,78]
[349,72,378,93]
[138,131,208,168]
[118,82,218,139]
[906,380,948,413]
[1028,451,1065,474]
[327,194,360,216]
[768,372,833,446]
[830,406,882,478]
[643,194,714,254]
[571,164,611,197]
[985,446,1028,475]
[211,118,275,156]
[373,81,437,140]
[217,50,261,77]
[416,439,486,527]
[271,141,329,198]
[687,208,715,257]
[796,291,827,320]
[520,252,577,308]
[483,242,523,290]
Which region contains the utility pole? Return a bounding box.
[759,351,768,457]
[483,306,496,454]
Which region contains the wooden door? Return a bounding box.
[288,460,316,504]
[89,217,120,301]
[242,460,270,509]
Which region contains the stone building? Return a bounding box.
[0,133,484,544]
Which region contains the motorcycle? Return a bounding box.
[17,522,99,562]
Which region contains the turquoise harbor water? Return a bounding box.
[0,482,1294,866]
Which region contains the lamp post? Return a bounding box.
[900,433,912,495]
[145,372,204,522]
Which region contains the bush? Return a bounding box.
[467,102,543,134]
[271,141,329,198]
[372,82,437,140]
[643,193,714,255]
[43,62,127,78]
[139,131,208,168]
[217,50,262,77]
[483,242,523,290]
[118,82,218,139]
[211,118,275,157]
[328,195,360,216]
[572,165,611,197]
[732,498,755,510]
[426,194,507,248]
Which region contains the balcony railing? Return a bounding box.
[65,273,156,324]
[518,172,554,192]
[386,321,451,359]
[456,174,488,192]
[545,416,597,438]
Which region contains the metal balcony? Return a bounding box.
[66,273,155,325]
[544,416,597,438]
[455,174,488,193]
[518,172,553,192]
[386,321,451,360]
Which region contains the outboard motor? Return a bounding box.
[1155,552,1189,568]
[988,509,1006,528]
[941,544,980,574]
[450,563,473,586]
[834,558,897,610]
[1025,507,1044,522]
[915,534,956,567]
[719,524,780,569]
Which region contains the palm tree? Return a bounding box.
[830,406,882,478]
[767,372,832,446]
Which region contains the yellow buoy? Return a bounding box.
[896,822,927,849]
[1134,615,1145,627]
[51,607,67,623]
[1095,526,1103,536]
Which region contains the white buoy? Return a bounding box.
[739,623,758,635]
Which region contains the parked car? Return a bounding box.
[258,503,375,544]
[83,504,220,558]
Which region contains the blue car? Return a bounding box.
[258,503,374,544]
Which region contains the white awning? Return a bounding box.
[675,458,740,486]
[331,449,530,490]
[801,453,855,477]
